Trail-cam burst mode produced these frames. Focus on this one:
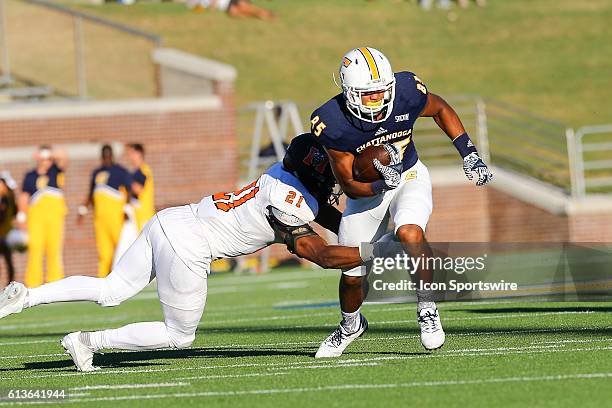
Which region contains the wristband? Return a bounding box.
[371,179,387,195]
[16,211,26,223]
[452,133,478,159]
[359,243,374,262]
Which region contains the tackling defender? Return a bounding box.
[0,133,377,372]
[311,47,492,357]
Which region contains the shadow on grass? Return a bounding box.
[1,347,315,372]
[95,347,313,368]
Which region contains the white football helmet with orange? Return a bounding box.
[336,47,395,123]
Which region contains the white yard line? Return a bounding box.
[0,353,64,360]
[1,345,610,382]
[1,372,610,405]
[531,338,612,345]
[69,382,190,391]
[268,362,381,370]
[0,340,57,347]
[0,316,130,331]
[176,372,288,381]
[443,344,563,353]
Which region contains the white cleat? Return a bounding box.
[60,332,99,372]
[418,306,445,350]
[315,314,368,358]
[0,282,27,319]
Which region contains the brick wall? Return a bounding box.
[0,94,238,285]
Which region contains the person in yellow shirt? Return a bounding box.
[126,143,155,231]
[17,146,68,288]
[78,145,131,278]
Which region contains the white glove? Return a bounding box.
[463,152,493,186]
[373,144,403,190]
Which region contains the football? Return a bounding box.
[352,145,391,182]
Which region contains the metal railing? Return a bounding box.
[413,95,487,165]
[569,125,612,197]
[0,0,161,100]
[484,99,570,191]
[238,96,486,177]
[239,97,612,199]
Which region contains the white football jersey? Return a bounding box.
[156,163,319,268]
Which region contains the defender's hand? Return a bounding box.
[373,144,403,190]
[463,152,493,186]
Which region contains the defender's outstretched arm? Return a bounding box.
[293,234,364,270]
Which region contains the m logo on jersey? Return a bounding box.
[302,147,328,174]
[395,113,410,122]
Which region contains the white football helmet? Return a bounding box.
[336,47,395,123]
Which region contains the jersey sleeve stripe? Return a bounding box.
[358,47,380,80]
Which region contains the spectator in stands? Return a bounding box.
[78,145,131,278]
[18,146,68,288]
[0,172,17,284]
[188,0,275,20]
[420,0,485,9]
[419,0,451,9]
[457,0,486,7]
[125,143,155,231]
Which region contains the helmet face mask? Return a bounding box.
[338,47,395,123]
[343,80,396,123]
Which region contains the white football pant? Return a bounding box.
[26,214,210,351]
[340,159,433,277]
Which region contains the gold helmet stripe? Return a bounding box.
[358,47,380,80]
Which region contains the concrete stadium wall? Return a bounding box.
[0,94,238,285]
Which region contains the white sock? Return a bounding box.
[26,276,104,308]
[417,301,436,312]
[81,322,170,352]
[341,308,361,333]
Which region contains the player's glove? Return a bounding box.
[372,144,403,191]
[463,152,493,186]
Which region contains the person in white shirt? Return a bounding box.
[0,133,381,372]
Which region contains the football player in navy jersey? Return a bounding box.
[311,47,492,358]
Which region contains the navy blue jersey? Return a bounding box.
[132,168,147,186]
[89,164,131,197]
[311,71,428,170]
[22,163,64,196]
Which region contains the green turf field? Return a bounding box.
[0,267,610,407]
[64,0,612,126]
